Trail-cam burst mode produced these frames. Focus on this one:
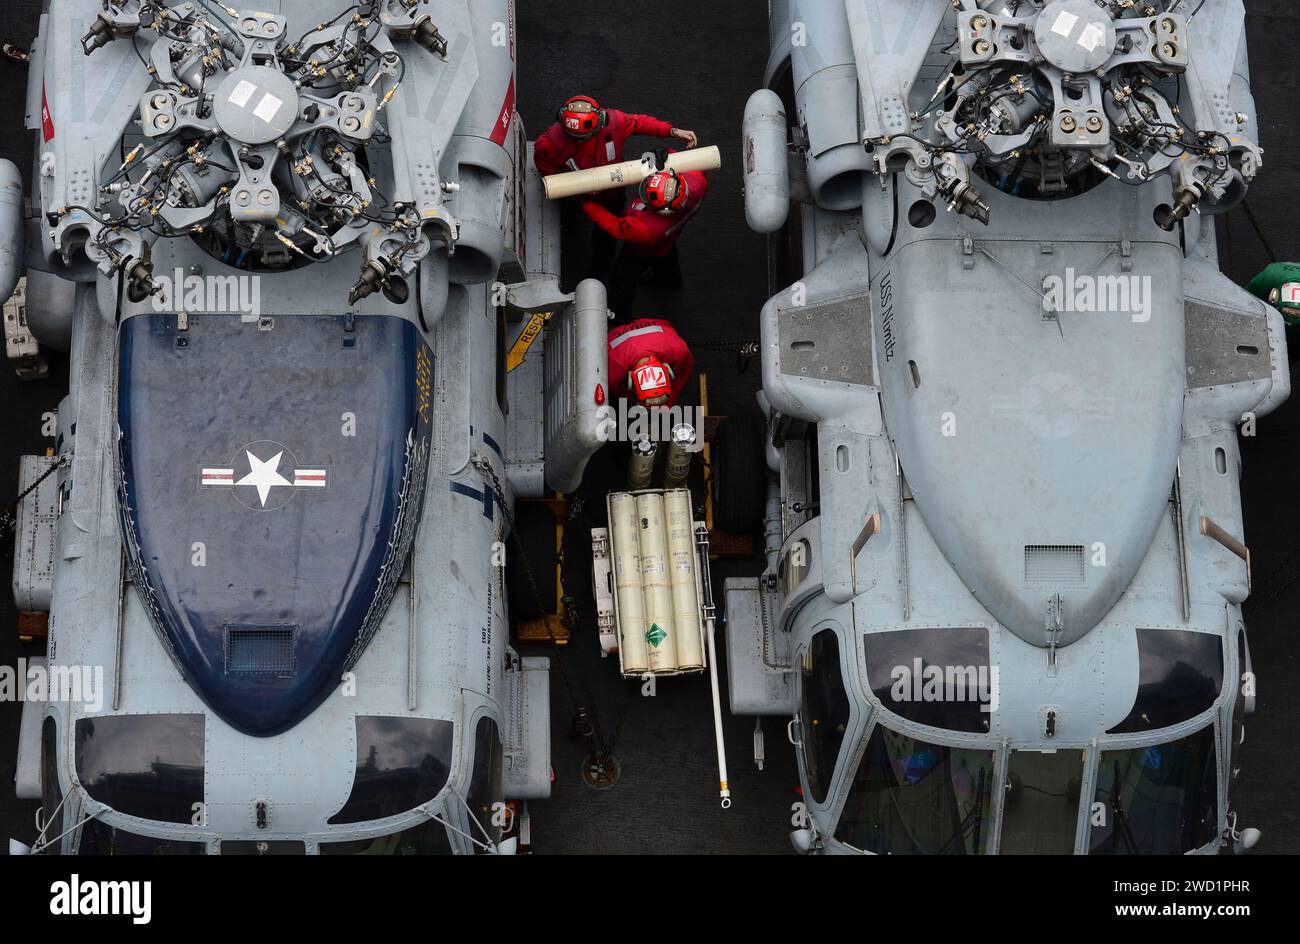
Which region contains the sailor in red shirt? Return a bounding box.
[536,95,697,280]
[608,318,695,409]
[585,167,709,322]
[534,95,698,177]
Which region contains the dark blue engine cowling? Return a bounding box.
[116,313,434,737]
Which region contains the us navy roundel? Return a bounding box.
[200,440,328,510]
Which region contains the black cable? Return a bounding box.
[287,3,364,54]
[1239,200,1279,264]
[10,457,63,506]
[131,32,184,94]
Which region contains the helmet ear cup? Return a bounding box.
[671,177,689,211]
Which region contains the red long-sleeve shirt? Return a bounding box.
[582,170,709,257]
[534,109,675,176]
[608,319,694,407]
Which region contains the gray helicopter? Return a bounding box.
[4,0,608,854]
[729,0,1283,854]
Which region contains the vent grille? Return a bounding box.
[225,626,297,674]
[1023,545,1086,587]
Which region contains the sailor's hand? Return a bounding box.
[671,128,699,149]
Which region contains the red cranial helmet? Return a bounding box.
[639,170,689,213]
[631,356,674,405]
[559,95,605,139]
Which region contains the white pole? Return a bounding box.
[695,522,731,808]
[706,614,731,809]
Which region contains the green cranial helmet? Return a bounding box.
[1247,262,1300,326]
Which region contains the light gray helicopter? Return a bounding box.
[4,0,609,854]
[729,0,1283,854]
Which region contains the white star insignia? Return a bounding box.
[235,450,293,507]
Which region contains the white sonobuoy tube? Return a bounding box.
[627,437,658,490]
[543,146,723,200]
[660,146,723,176]
[663,424,696,490]
[636,492,678,672]
[609,494,649,674]
[664,490,704,670]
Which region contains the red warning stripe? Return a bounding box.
[41,85,54,142]
[294,470,328,486]
[490,74,515,146]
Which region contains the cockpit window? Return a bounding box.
[320,818,453,855]
[1231,632,1247,787]
[835,724,995,854]
[799,628,851,805]
[40,718,63,856]
[77,819,205,855]
[864,627,993,733]
[1000,750,1084,854]
[329,717,454,825]
[781,539,811,595]
[220,840,306,854]
[1089,725,1218,855]
[74,715,205,824]
[1107,629,1223,734]
[466,718,504,853]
